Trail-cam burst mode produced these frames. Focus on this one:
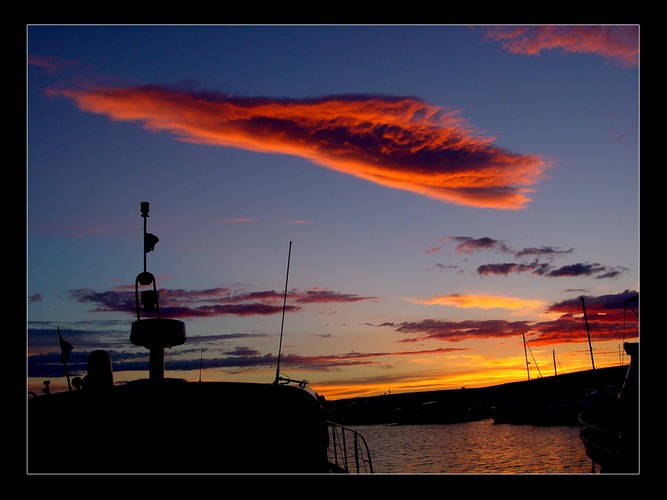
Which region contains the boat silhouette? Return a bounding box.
[577,294,639,473]
[578,340,639,473]
[27,202,373,474]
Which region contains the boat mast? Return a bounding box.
[522,332,530,381]
[199,349,203,383]
[621,294,639,365]
[580,297,596,370]
[129,202,186,381]
[274,241,292,384]
[553,350,557,376]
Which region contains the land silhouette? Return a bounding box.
[325,364,629,426]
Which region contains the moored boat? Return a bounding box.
[27,202,373,474]
[29,374,372,473]
[578,340,639,473]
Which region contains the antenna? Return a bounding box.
[274,241,292,384]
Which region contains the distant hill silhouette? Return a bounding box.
[325,365,629,426]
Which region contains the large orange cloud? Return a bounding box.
[51,86,548,209]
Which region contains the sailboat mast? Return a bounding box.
[580,297,596,370]
[274,241,292,384]
[199,349,203,383]
[553,350,557,376]
[522,332,530,381]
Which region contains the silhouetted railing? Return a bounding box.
[327,421,373,473]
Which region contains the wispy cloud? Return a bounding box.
[26,325,467,377]
[68,285,377,319]
[217,217,311,225]
[45,83,549,209]
[295,289,376,304]
[477,261,627,279]
[432,235,625,280]
[385,318,531,343]
[28,55,77,75]
[27,291,637,378]
[285,219,312,225]
[218,218,261,224]
[483,25,639,68]
[441,236,512,254]
[384,289,638,346]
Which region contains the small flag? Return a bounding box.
[144,232,159,253]
[58,326,73,365]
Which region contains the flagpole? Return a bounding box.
[58,326,73,392]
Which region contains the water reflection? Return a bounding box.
[352,419,596,474]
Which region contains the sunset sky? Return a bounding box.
[27,25,639,400]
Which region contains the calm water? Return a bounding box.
[351,419,597,474]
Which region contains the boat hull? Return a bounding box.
[28,380,333,473]
[577,342,639,474]
[578,402,638,473]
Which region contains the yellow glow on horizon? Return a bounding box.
[310,351,627,400]
[406,293,545,312]
[28,340,629,402]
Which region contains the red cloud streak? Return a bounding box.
[484,25,638,68]
[52,86,548,209]
[390,290,639,346]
